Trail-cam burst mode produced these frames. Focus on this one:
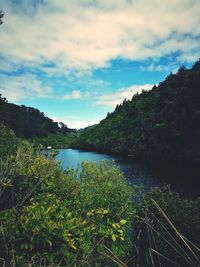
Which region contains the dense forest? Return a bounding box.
[0,120,200,266]
[0,59,200,265]
[0,95,75,138]
[74,60,200,165]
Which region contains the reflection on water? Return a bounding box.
[56,148,161,192]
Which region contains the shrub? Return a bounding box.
[135,186,200,266]
[0,123,19,158]
[0,147,135,266]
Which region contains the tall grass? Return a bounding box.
[134,198,200,267]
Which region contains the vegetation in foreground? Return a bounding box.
[0,124,135,266]
[135,186,200,266]
[0,124,200,266]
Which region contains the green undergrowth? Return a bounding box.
[0,141,135,266]
[0,124,200,266]
[135,186,200,266]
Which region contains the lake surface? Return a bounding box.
[56,149,199,196]
[56,148,161,192]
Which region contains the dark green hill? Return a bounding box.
[74,60,200,165]
[0,96,75,138]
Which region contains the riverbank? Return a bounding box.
[1,137,200,266]
[71,146,200,197]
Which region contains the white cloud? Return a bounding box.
[94,84,154,107]
[0,73,52,101]
[1,0,199,105]
[88,80,111,87]
[63,90,82,100]
[0,69,113,103]
[140,62,179,73]
[0,0,199,74]
[50,83,154,128]
[52,116,100,129]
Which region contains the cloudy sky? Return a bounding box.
[0,0,200,128]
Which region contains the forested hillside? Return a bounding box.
[74,60,200,164]
[1,117,200,266]
[0,95,75,138]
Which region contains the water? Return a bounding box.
[56,148,161,191]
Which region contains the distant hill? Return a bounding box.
[0,95,75,138]
[74,60,200,164]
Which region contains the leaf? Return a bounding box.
[47,207,52,213]
[120,219,127,225]
[111,234,116,242]
[70,244,77,251]
[66,233,73,237]
[112,223,117,229]
[102,209,109,214]
[47,240,52,247]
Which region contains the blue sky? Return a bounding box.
[0,0,200,128]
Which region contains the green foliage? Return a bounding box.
[30,132,77,149]
[0,10,4,25]
[74,60,200,164]
[0,124,19,210]
[0,123,19,158]
[0,145,135,266]
[0,132,199,266]
[135,186,200,266]
[1,59,200,265]
[0,94,75,138]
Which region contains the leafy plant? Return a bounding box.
[0,146,135,266]
[135,186,200,266]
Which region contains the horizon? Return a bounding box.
[0,0,200,129]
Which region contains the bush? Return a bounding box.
[0,123,19,158]
[1,136,199,266]
[0,146,135,266]
[135,186,200,266]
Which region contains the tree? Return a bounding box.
[0,11,4,25]
[74,60,200,166]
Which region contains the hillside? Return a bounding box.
[0,95,75,138]
[74,60,200,164]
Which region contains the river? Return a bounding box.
[56,148,200,196]
[56,148,161,192]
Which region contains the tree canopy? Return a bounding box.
[0,10,4,25]
[74,60,200,165]
[0,95,75,138]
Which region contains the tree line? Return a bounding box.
[74,60,200,166]
[0,116,200,266]
[0,95,75,138]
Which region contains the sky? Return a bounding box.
[0,0,200,129]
